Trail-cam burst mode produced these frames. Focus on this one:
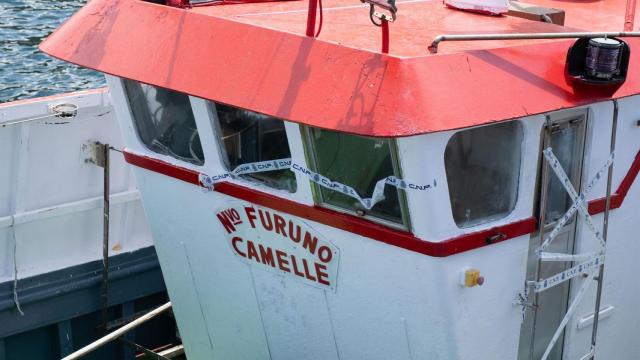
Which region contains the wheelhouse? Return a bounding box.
[106,75,639,360]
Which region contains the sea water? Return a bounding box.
[0,0,105,103]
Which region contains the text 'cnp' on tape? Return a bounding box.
[533,255,604,293]
[198,158,436,210]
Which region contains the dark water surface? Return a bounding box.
[0,0,105,103]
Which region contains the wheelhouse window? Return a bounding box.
[444,121,523,228]
[543,118,586,225]
[124,80,204,165]
[211,102,296,193]
[306,128,404,225]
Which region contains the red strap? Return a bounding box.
[306,0,318,37]
[381,19,389,53]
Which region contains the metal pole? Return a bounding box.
[589,100,618,357]
[100,143,110,333]
[61,302,172,360]
[428,31,640,53]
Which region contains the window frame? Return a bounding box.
[535,110,589,232]
[207,100,299,194]
[443,120,525,229]
[301,126,412,230]
[122,79,206,168]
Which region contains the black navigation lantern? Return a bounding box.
[586,38,624,79]
[566,36,630,92]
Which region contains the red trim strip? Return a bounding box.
[214,181,537,257]
[123,150,638,257]
[124,151,200,185]
[588,150,640,214]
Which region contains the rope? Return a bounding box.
[315,0,323,37]
[11,217,24,316]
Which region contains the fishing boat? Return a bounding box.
[40,0,640,358]
[0,90,179,359]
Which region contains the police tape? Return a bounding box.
[539,251,600,262]
[199,158,293,189]
[519,147,614,358]
[532,254,604,293]
[289,162,436,210]
[539,268,597,360]
[198,158,436,210]
[532,148,612,294]
[538,149,614,252]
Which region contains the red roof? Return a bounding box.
[41,0,640,137]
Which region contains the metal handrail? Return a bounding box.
[589,100,619,358]
[428,31,640,53]
[61,302,173,360]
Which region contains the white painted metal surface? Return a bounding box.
[562,96,640,359]
[105,71,640,360]
[0,89,153,288]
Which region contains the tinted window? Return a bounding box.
[124,80,204,165]
[307,128,403,224]
[444,121,523,228]
[212,102,296,192]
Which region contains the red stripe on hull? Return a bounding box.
[588,150,640,214]
[215,181,537,257]
[123,150,638,257]
[123,151,201,185]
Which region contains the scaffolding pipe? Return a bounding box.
[61,302,172,360]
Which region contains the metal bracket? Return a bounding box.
[361,0,397,25]
[51,103,78,119]
[83,141,108,168]
[514,291,540,310]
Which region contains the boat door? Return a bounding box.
[518,110,588,360]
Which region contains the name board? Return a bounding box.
[215,202,339,291]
